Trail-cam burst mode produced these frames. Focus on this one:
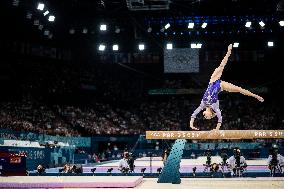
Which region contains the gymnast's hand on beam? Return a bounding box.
[212,123,221,131]
[189,118,199,130]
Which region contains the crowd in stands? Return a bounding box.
[0,94,282,136]
[0,61,283,136]
[0,96,79,136]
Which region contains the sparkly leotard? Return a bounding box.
[191,79,223,123]
[202,79,222,105]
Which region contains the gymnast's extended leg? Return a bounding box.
[221,81,264,102]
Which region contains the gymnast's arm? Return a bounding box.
[211,105,222,130]
[190,102,205,130]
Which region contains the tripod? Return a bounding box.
[270,164,282,177]
[149,152,153,174]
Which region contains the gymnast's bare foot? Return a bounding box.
[256,96,264,102]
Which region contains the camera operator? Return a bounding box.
[220,148,228,166]
[118,152,130,174]
[162,148,171,165]
[228,147,247,176]
[267,144,284,175]
[127,152,135,173]
[203,149,212,172]
[220,148,229,172]
[205,149,212,165]
[72,165,83,174]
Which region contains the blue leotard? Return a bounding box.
[191,79,223,123]
[202,79,222,105]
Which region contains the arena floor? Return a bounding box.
[1,177,284,189]
[41,156,270,174]
[136,178,284,189]
[89,156,268,173]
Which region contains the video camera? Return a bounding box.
[125,152,135,173]
[72,165,83,174]
[121,167,130,174]
[220,148,228,166]
[233,148,241,166]
[203,149,212,173]
[232,147,246,177]
[205,149,212,166]
[37,165,45,175]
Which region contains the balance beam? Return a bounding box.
[146,130,284,140]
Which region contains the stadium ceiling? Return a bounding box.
[69,0,284,15]
[1,0,283,45]
[106,0,282,15]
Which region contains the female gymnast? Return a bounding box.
[190,44,264,131]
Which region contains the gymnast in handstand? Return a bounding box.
[190,44,264,131]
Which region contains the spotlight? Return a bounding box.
[259,21,265,27]
[191,43,197,48]
[112,44,119,51]
[191,43,202,49]
[107,168,113,175]
[48,15,55,22]
[188,22,194,29]
[164,23,170,29]
[138,44,145,51]
[196,43,202,49]
[100,24,107,31]
[157,167,162,174]
[279,21,284,26]
[233,42,239,48]
[245,21,252,28]
[201,22,207,28]
[166,43,173,50]
[43,10,49,16]
[37,3,45,11]
[268,41,274,47]
[98,44,106,51]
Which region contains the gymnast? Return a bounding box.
[190,44,264,131]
